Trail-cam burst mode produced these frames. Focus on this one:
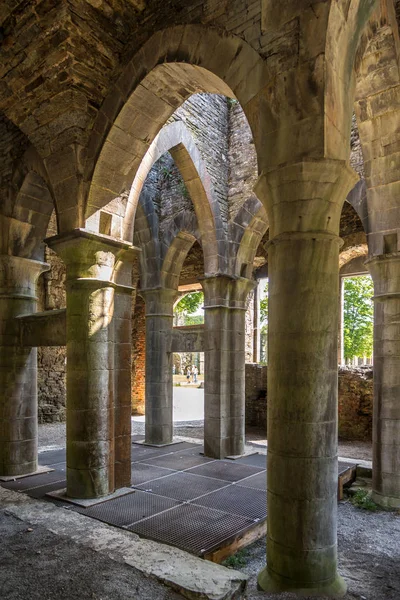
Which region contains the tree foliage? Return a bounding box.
[260,280,268,333]
[174,291,204,325]
[343,275,374,359]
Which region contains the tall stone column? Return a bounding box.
[367,253,400,508]
[47,230,135,499]
[0,256,49,477]
[202,275,255,459]
[141,288,177,445]
[255,160,358,597]
[338,277,345,365]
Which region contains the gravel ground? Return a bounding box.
[235,501,400,600]
[0,511,184,600]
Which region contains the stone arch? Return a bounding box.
[352,0,400,254]
[84,25,269,228]
[124,120,224,275]
[339,232,369,269]
[230,198,268,279]
[2,146,56,259]
[160,230,197,290]
[324,0,380,161]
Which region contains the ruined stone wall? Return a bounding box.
[170,94,230,227]
[227,100,258,220]
[37,211,67,424]
[245,364,373,441]
[245,290,255,362]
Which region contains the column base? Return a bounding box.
[372,490,400,509]
[257,568,347,598]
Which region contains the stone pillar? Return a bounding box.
[142,288,177,445]
[202,275,255,459]
[47,230,136,499]
[0,256,49,477]
[338,277,345,365]
[253,281,261,363]
[367,252,400,508]
[255,160,358,597]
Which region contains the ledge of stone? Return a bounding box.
[0,487,247,600]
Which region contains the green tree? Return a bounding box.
[260,280,268,333]
[174,291,204,325]
[343,275,374,360]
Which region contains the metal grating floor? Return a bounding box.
[186,460,264,482]
[1,470,65,492]
[233,453,267,468]
[191,484,267,521]
[72,489,181,527]
[236,471,267,491]
[134,471,229,501]
[1,443,359,561]
[38,449,66,466]
[338,461,358,475]
[139,450,213,471]
[131,463,177,486]
[126,503,254,556]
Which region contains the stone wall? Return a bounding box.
[245,364,373,441]
[227,100,258,220]
[338,366,373,441]
[37,212,67,424]
[131,295,146,415]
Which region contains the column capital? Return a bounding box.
[45,228,139,285]
[201,275,256,310]
[0,255,49,299]
[139,287,178,316]
[254,159,359,239]
[366,251,400,297]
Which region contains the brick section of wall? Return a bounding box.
[245,364,373,441]
[227,100,258,220]
[132,294,146,415]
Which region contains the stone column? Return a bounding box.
[367,252,400,508]
[141,287,177,445]
[255,160,358,597]
[0,256,49,477]
[202,275,255,459]
[338,277,345,365]
[47,230,135,499]
[253,281,261,363]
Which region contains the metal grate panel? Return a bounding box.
[139,452,213,471]
[131,446,172,462]
[338,461,358,475]
[134,471,229,501]
[131,463,177,486]
[26,480,66,499]
[236,471,267,491]
[38,449,66,466]
[192,484,267,520]
[234,453,267,468]
[126,503,254,556]
[1,470,66,491]
[71,489,180,527]
[187,460,264,482]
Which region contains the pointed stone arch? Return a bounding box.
[82,25,270,235]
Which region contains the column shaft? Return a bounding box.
[0,256,48,476]
[367,253,400,508]
[255,159,357,597]
[47,230,136,498]
[203,276,254,458]
[143,288,176,445]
